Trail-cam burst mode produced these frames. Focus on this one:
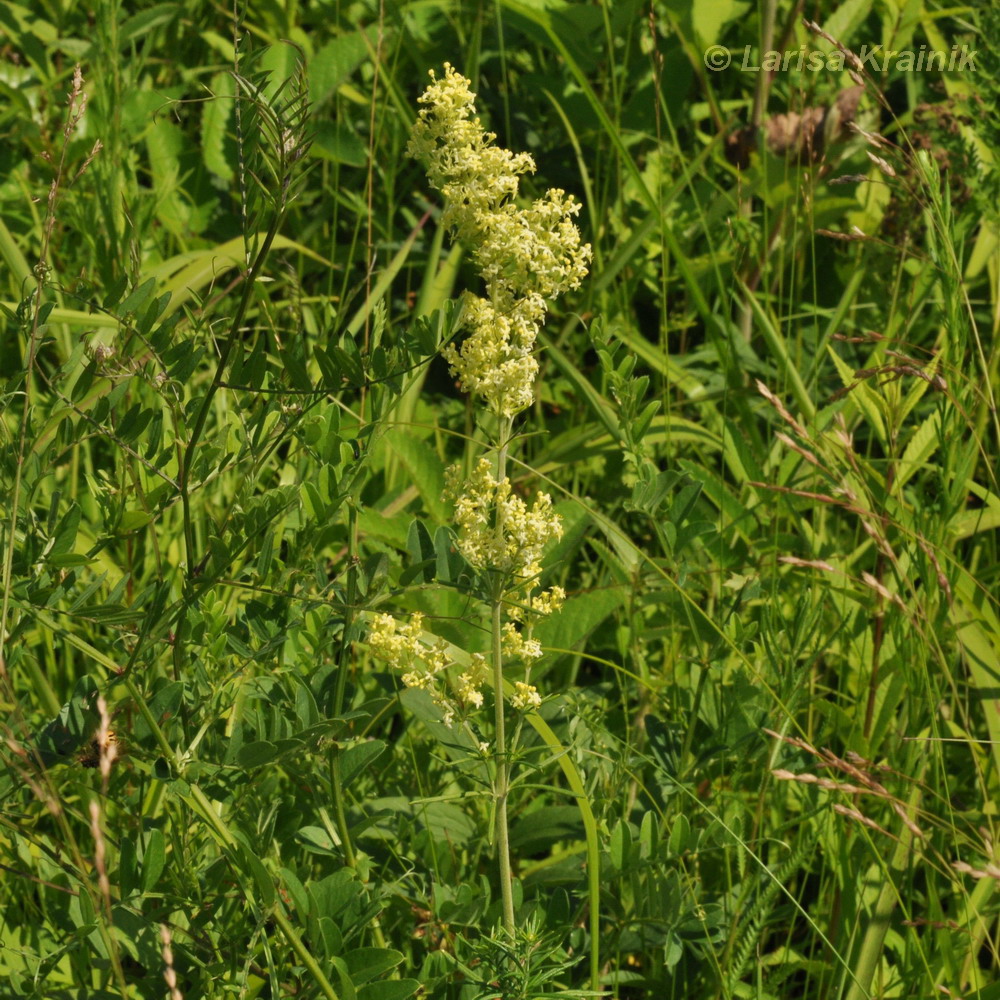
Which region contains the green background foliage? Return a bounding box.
[1,1,998,998]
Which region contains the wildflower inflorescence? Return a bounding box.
[367,612,478,725]
[444,458,562,582]
[370,66,588,731]
[407,63,591,418]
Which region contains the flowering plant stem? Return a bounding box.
[491,592,516,938]
[384,61,589,970]
[490,417,516,937]
[332,502,360,869]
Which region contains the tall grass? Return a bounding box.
[1,2,998,998]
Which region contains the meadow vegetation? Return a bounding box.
[1,2,999,998]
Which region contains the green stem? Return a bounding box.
[492,592,516,938]
[330,755,356,868]
[490,418,516,938]
[178,208,284,571]
[844,784,923,1000]
[170,185,287,705]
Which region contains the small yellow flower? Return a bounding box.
[511,681,542,712]
[456,652,489,709]
[367,612,425,665]
[501,623,542,662]
[533,586,566,616]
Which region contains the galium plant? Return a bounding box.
[6,4,993,997]
[369,64,590,943]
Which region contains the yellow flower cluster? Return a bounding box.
[408,64,591,417]
[520,585,566,620]
[394,66,583,727]
[444,458,562,581]
[367,612,445,688]
[368,612,542,721]
[501,622,542,662]
[368,612,480,725]
[511,681,542,711]
[456,653,489,710]
[407,65,534,250]
[442,296,540,417]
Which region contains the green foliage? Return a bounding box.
[1,1,999,999]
